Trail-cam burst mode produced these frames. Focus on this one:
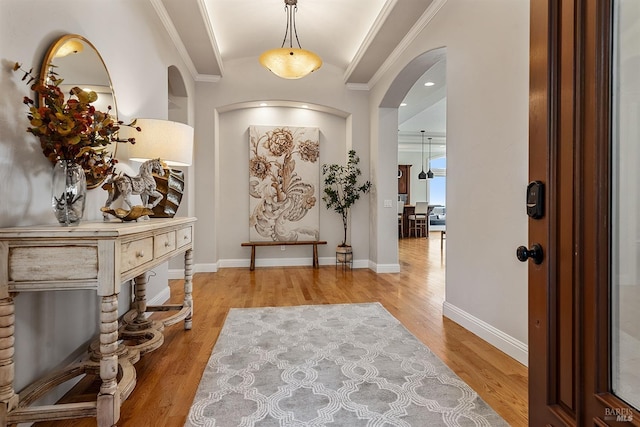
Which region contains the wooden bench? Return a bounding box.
[241,240,327,270]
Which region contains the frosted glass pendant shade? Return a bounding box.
[259,0,322,79]
[259,47,322,79]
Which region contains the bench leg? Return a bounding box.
[250,246,256,271]
[313,243,319,268]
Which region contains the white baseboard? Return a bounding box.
[216,257,371,269]
[169,263,218,279]
[442,301,528,366]
[190,260,400,272]
[148,285,171,306]
[168,269,184,279]
[323,257,369,269]
[196,263,219,273]
[218,259,247,268]
[370,262,400,273]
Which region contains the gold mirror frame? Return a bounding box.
[39,34,118,189]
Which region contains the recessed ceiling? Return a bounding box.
[399,58,446,134]
[207,0,386,71]
[156,0,435,85]
[154,0,446,141]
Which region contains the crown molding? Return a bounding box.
[150,0,200,82]
[367,0,448,89]
[343,0,398,84]
[196,0,225,76]
[195,74,221,83]
[346,83,371,91]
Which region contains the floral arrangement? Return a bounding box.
[13,62,139,182]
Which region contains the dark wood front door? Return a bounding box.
[528,0,640,425]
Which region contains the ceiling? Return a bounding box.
[152,0,446,152]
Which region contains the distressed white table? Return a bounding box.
[0,217,196,426]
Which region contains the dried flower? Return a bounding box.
[13,62,139,183]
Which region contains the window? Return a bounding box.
[429,157,446,205]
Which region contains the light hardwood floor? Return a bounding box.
[36,234,528,426]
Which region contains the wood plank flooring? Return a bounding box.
[35,234,528,426]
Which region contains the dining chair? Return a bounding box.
[408,201,428,237]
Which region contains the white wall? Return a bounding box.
[192,58,373,270]
[0,0,195,393]
[369,0,530,363]
[217,107,356,267]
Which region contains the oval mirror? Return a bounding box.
[40,34,118,189]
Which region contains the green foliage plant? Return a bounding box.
[322,150,372,247]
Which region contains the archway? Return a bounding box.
[166,65,192,275]
[167,65,192,216]
[373,47,447,270]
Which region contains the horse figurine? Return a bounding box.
[102,158,165,220]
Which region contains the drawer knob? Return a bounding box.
[165,241,170,247]
[184,235,188,240]
[136,250,145,258]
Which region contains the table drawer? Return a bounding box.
[154,231,176,258]
[121,237,153,272]
[176,226,192,249]
[9,246,98,282]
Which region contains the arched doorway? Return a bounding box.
[167,65,192,216]
[377,47,447,268]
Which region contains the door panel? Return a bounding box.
[529,0,577,424]
[528,0,639,425]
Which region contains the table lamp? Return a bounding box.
[121,118,194,217]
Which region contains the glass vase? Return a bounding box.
[51,160,86,226]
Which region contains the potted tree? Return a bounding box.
[322,150,372,263]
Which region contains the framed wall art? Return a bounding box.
[249,125,320,241]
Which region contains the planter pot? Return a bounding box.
[51,160,86,226]
[336,245,353,263]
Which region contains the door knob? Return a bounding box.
[516,244,543,264]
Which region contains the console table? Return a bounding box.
[0,217,196,426]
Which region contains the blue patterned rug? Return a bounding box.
[186,303,508,426]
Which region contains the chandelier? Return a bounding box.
[259,0,322,79]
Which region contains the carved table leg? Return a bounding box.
[133,273,147,323]
[120,273,163,355]
[0,298,17,426]
[97,295,120,427]
[184,249,193,330]
[126,273,153,330]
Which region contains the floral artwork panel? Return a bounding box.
[249,126,320,242]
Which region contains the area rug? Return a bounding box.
[185,303,508,426]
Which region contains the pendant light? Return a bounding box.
[418,130,427,180]
[427,137,434,179]
[259,0,322,79]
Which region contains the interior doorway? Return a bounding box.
[167,65,191,273]
[393,51,447,260]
